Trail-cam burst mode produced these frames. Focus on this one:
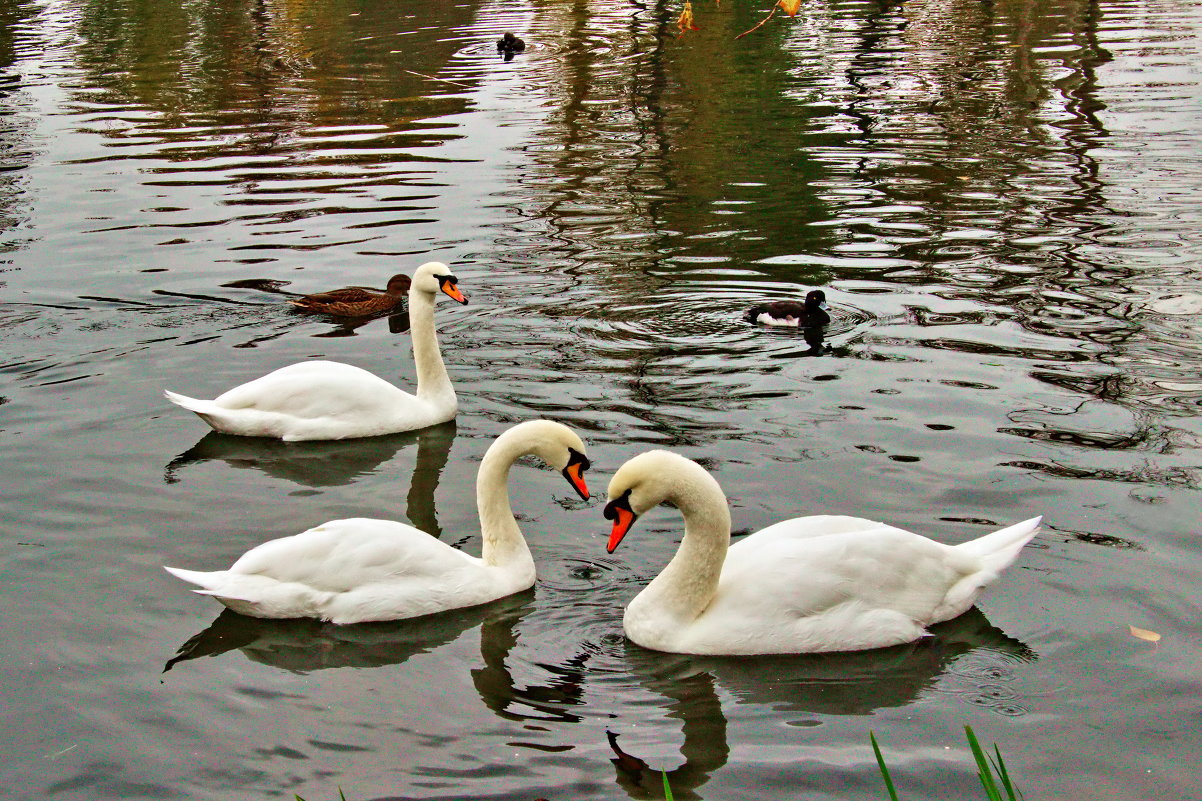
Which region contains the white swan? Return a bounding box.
[164,261,467,441]
[164,420,591,624]
[602,450,1041,655]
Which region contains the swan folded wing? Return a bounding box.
[227,519,477,593]
[733,515,894,547]
[213,361,415,419]
[719,526,973,625]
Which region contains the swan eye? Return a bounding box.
[603,489,634,521]
[567,447,591,471]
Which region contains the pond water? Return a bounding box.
[1,0,1200,799]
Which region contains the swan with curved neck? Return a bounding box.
[164,261,466,441]
[165,420,591,624]
[603,450,1040,655]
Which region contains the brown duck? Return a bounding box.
[289,273,412,317]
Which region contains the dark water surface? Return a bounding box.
[2,0,1200,798]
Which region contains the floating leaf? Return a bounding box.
[1129,625,1161,642]
[677,1,699,34]
[736,0,802,39]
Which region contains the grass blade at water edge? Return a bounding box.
[990,742,1020,801]
[965,726,1004,800]
[870,731,901,801]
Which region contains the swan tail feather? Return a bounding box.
[164,390,246,433]
[164,565,224,590]
[163,390,216,414]
[164,566,262,602]
[955,516,1042,574]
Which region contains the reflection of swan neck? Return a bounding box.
[638,462,731,624]
[410,287,454,405]
[476,435,530,569]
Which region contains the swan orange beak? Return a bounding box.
[562,448,591,501]
[603,491,637,553]
[439,275,468,304]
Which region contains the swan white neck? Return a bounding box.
[632,464,731,626]
[475,436,534,570]
[409,288,455,407]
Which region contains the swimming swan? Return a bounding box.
[164,420,591,624]
[164,261,467,441]
[602,450,1041,655]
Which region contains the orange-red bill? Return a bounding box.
[606,506,637,553]
[563,461,590,501]
[440,277,468,304]
[603,489,637,553]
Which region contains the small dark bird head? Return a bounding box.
[497,32,526,53]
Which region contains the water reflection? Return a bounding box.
[165,420,456,535]
[164,588,534,674]
[472,610,592,725]
[607,607,1034,799]
[762,325,829,358]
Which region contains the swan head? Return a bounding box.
[493,419,591,500]
[603,450,725,553]
[411,261,468,305]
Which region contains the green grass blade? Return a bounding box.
[989,744,1020,801]
[662,769,674,801]
[964,726,1003,801]
[870,731,901,801]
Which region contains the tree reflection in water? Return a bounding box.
[164,421,457,536]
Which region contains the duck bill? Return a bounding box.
[562,461,590,501]
[439,276,468,304]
